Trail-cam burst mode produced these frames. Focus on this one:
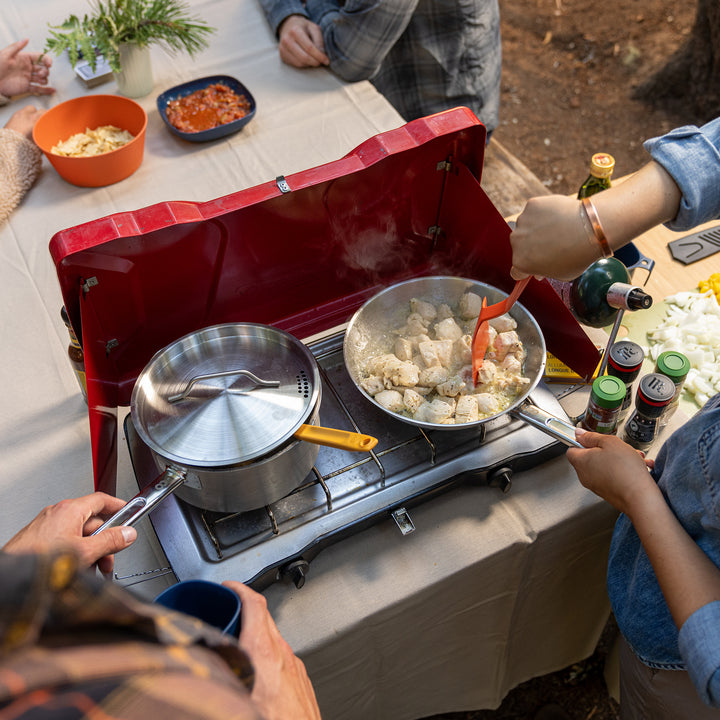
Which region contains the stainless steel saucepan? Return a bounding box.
[95,323,376,534]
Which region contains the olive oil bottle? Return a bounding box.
[577,153,615,199]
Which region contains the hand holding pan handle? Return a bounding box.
[511,402,583,448]
[91,465,187,535]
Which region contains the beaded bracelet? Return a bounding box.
[581,197,612,258]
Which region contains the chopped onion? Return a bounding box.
[646,289,720,410]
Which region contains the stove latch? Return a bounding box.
[488,466,513,493]
[275,175,291,193]
[391,507,415,535]
[281,559,310,589]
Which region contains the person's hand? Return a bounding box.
[4,104,44,140]
[2,492,137,575]
[224,581,321,720]
[0,39,55,98]
[510,194,601,281]
[277,15,330,68]
[567,429,660,517]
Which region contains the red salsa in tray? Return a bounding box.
[165,82,252,133]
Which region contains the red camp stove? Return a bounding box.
[123,329,572,589]
[50,108,599,590]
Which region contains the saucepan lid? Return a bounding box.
[131,323,320,467]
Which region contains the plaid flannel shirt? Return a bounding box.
[259,0,501,133]
[0,552,257,719]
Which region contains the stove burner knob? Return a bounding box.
[488,466,513,493]
[282,559,310,589]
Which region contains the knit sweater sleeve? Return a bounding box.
[0,128,42,224]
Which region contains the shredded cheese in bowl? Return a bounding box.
[51,125,135,157]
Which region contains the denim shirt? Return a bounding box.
[608,118,720,707]
[643,116,720,231]
[607,392,720,705]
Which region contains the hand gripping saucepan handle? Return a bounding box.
[91,466,187,535]
[511,402,583,449]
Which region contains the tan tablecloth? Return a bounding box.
[0,2,618,718]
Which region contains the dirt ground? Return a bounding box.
[425,1,701,719]
[495,0,700,196]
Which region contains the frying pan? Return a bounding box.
[343,276,581,447]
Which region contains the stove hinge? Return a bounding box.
[427,156,454,248]
[427,225,444,244]
[78,276,118,354]
[81,276,99,295]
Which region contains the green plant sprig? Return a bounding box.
[45,0,215,73]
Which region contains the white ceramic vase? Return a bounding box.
[115,43,154,98]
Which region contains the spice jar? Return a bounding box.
[622,373,675,451]
[605,340,644,423]
[61,306,87,400]
[581,375,626,434]
[654,350,691,430]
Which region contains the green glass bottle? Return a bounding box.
[550,257,653,327]
[577,153,615,199]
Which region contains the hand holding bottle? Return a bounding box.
[510,194,603,281]
[510,161,683,282]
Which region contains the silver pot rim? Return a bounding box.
[131,323,321,468]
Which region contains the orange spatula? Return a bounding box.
[471,277,530,385]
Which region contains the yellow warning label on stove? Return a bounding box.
[544,350,603,382]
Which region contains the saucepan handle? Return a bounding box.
[91,465,187,535]
[511,402,583,449]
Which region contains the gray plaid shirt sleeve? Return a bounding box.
[305,0,417,82]
[258,0,309,36]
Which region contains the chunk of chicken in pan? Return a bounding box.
[359,291,530,424]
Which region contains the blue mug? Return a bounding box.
[154,579,241,636]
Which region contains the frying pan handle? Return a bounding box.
[512,403,583,449]
[91,466,187,535]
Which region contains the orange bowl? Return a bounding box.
[33,94,147,187]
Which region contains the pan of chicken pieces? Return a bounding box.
[343,276,581,447]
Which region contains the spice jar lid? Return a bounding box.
[636,372,675,417]
[591,375,626,409]
[608,340,644,373]
[655,351,690,381]
[590,153,615,178]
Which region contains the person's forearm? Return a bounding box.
[591,160,682,252]
[627,485,720,630]
[510,160,684,281]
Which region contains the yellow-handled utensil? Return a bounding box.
[293,424,378,452]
